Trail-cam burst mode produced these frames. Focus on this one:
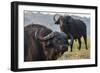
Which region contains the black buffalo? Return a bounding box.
[53,14,88,52]
[24,24,68,61]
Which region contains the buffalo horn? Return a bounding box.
[53,14,60,22]
[35,29,55,41]
[42,32,55,40]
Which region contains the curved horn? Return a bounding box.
[35,29,55,41]
[35,28,44,41]
[53,14,57,22]
[42,32,55,40]
[53,14,61,22]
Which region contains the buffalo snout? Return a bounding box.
[59,45,68,51]
[52,32,68,53]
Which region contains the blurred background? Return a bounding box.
[24,11,90,36]
[24,11,90,60]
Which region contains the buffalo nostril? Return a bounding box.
[59,45,68,52]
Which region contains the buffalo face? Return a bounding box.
[37,31,68,52]
[36,29,68,59]
[52,32,68,53]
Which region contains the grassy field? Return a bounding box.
[58,37,90,60]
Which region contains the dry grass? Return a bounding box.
[58,37,90,60]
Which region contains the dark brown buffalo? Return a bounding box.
[54,14,88,52]
[24,24,68,61]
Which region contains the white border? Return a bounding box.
[18,5,96,68]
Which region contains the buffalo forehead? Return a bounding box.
[55,32,67,38]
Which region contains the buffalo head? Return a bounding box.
[35,30,68,53]
[53,14,73,25]
[51,32,68,52]
[53,14,64,25]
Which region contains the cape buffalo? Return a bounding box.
[24,24,68,61]
[53,14,88,52]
